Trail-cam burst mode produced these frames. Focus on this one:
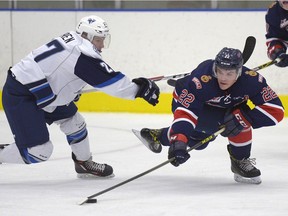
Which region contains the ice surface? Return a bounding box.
[0,111,288,216]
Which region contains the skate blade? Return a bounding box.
[234,174,262,184]
[132,129,161,153]
[77,173,115,179]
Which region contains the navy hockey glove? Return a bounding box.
[168,134,190,167]
[132,77,160,106]
[221,109,252,137]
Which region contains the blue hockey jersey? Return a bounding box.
[172,60,284,130]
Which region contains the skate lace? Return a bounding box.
[84,160,105,172]
[150,130,161,144]
[238,158,256,172]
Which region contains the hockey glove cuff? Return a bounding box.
[221,109,252,137]
[132,77,160,106]
[168,134,190,167]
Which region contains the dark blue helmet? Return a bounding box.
[214,47,243,78]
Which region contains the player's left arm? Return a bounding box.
[244,74,284,129]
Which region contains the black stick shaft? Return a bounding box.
[87,159,172,199]
[84,127,225,201]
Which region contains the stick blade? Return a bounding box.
[78,198,89,205]
[242,36,256,64]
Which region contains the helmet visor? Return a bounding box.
[104,34,111,49]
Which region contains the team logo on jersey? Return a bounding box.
[201,75,212,83]
[245,70,257,76]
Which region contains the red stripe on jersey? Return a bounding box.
[170,133,188,144]
[228,127,252,145]
[258,104,284,122]
[173,108,198,126]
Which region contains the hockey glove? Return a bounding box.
[221,109,252,137]
[132,77,160,106]
[168,134,190,167]
[268,43,288,67]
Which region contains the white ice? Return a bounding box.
[0,111,288,216]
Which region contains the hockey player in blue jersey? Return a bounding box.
[266,0,288,67]
[0,15,160,178]
[138,47,284,184]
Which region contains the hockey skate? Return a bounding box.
[132,128,163,153]
[227,146,261,184]
[72,153,114,178]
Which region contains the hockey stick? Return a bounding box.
[80,36,256,94]
[149,37,255,82]
[79,71,191,93]
[166,58,281,87]
[242,36,256,65]
[250,59,279,71]
[78,127,225,205]
[149,36,256,82]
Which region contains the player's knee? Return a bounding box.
[57,112,88,144]
[21,141,53,164]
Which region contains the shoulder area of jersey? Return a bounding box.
[241,69,265,83]
[185,73,213,91]
[55,31,82,46]
[242,69,259,77]
[193,59,214,81]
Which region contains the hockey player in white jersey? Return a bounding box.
[0,15,160,178]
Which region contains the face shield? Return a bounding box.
[103,34,111,49]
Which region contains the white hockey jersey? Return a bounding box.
[11,31,139,112]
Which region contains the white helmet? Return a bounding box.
[76,15,111,48]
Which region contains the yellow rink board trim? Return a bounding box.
[0,91,287,117]
[76,92,173,113]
